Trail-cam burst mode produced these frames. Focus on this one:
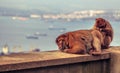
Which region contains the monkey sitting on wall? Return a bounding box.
[92,18,113,49]
[56,30,104,55]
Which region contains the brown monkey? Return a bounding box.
[92,18,113,49]
[56,30,104,55]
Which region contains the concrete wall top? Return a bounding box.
[0,49,111,72]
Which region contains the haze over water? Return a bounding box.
[0,0,120,53]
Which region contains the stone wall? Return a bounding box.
[107,46,120,73]
[0,46,120,73]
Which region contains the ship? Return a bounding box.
[26,35,39,39]
[34,32,47,36]
[48,25,66,31]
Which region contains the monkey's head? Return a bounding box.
[95,18,107,28]
[56,34,68,51]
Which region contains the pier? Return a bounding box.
[0,46,120,73]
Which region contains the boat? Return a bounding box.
[12,16,28,21]
[34,32,47,36]
[48,25,66,31]
[59,29,66,33]
[26,35,39,39]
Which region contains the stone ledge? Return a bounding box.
[0,50,110,72]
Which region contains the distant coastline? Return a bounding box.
[0,7,120,22]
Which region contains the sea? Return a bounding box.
[0,16,120,53]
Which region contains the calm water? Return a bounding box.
[0,16,119,53]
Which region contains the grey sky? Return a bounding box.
[0,0,120,12]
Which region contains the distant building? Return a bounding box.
[2,44,9,55]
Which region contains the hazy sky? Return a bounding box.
[0,0,120,12]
